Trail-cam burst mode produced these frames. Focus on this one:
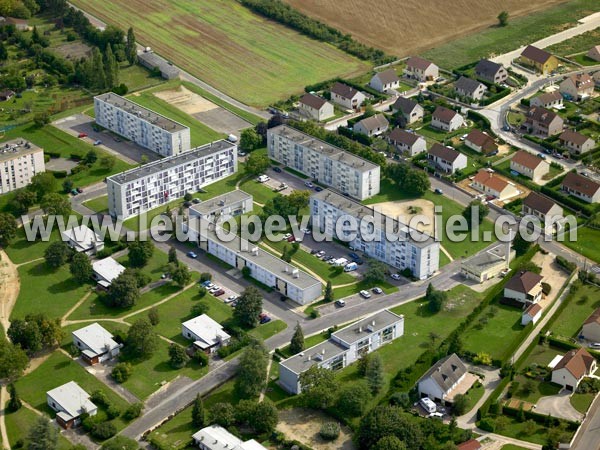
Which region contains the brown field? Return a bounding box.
[284,0,569,57]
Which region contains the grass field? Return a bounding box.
[83,195,109,214]
[4,406,73,450]
[4,228,61,265]
[570,392,595,413]
[550,284,600,338]
[69,0,368,106]
[546,27,600,57]
[562,226,600,263]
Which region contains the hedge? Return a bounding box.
[304,77,387,101]
[50,170,68,178]
[45,151,61,158]
[466,110,495,136]
[502,405,579,428]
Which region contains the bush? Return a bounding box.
[478,418,495,432]
[319,422,340,441]
[90,390,109,407]
[555,255,577,273]
[200,272,212,282]
[193,350,209,367]
[91,422,117,440]
[50,170,68,178]
[541,282,551,296]
[106,405,121,420]
[111,363,132,383]
[123,403,143,420]
[310,309,319,319]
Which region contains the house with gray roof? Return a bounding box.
[330,82,366,111]
[388,128,426,156]
[182,314,231,353]
[192,425,267,450]
[418,353,475,404]
[47,381,97,429]
[138,51,180,79]
[392,97,424,125]
[455,77,487,101]
[530,91,563,109]
[72,323,120,365]
[298,93,334,121]
[475,59,507,84]
[431,106,464,132]
[189,190,253,223]
[559,130,596,155]
[369,69,400,93]
[353,114,389,137]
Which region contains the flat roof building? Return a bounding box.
[192,425,267,450]
[72,323,120,365]
[47,381,97,429]
[182,314,231,353]
[137,51,180,79]
[61,225,104,255]
[92,257,125,288]
[461,243,514,283]
[189,190,253,223]
[0,139,45,195]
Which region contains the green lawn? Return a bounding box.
[117,249,170,283]
[249,319,287,340]
[146,404,196,450]
[546,27,600,57]
[462,381,485,413]
[562,226,600,264]
[511,376,561,403]
[4,228,61,265]
[83,195,109,214]
[418,125,470,142]
[332,279,398,300]
[501,446,531,450]
[4,406,73,450]
[570,392,595,413]
[279,331,329,358]
[550,284,600,338]
[238,178,280,206]
[570,53,599,66]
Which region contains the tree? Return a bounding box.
[233,286,263,328]
[386,163,430,195]
[364,259,387,285]
[373,436,407,450]
[366,353,385,394]
[0,212,18,247]
[289,322,305,354]
[210,402,235,427]
[27,416,58,450]
[111,362,132,383]
[425,283,447,314]
[44,241,71,268]
[0,341,29,379]
[108,272,140,308]
[336,382,372,417]
[299,365,338,410]
[235,343,268,399]
[452,394,468,416]
[148,307,160,326]
[0,41,7,62]
[125,319,158,358]
[240,128,262,152]
[84,149,98,165]
[498,11,509,26]
[33,111,51,127]
[287,190,311,210]
[10,189,37,215]
[29,172,57,201]
[8,314,64,355]
[104,43,119,88]
[41,193,71,217]
[62,179,74,193]
[357,352,371,377]
[245,151,270,175]
[100,436,139,450]
[70,252,92,283]
[356,405,423,450]
[99,155,116,171]
[169,343,190,368]
[389,392,411,409]
[462,200,489,227]
[125,27,137,65]
[251,400,278,433]
[513,233,532,256]
[128,239,154,267]
[170,262,192,288]
[7,383,22,412]
[320,422,341,441]
[192,394,206,428]
[168,246,178,265]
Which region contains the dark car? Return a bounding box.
[213,289,225,296]
[183,201,192,208]
[348,252,359,261]
[315,186,323,192]
[355,258,364,265]
[434,188,443,195]
[71,189,78,196]
[76,187,83,193]
[260,316,272,324]
[272,166,282,173]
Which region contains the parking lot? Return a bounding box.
[258,166,313,196]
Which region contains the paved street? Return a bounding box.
[572,392,600,450]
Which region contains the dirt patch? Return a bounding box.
[277,408,356,450]
[372,199,435,236]
[154,86,218,115]
[54,41,93,60]
[0,251,19,336]
[532,251,569,310]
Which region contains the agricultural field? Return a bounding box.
[546,27,600,57]
[69,0,368,106]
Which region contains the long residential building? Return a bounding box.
[310,189,439,280]
[0,139,45,195]
[107,140,237,219]
[267,125,380,201]
[94,92,191,157]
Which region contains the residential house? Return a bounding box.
[582,309,600,343]
[427,143,467,174]
[188,190,253,223]
[61,225,104,256]
[353,114,389,137]
[192,425,267,450]
[0,89,15,101]
[47,382,97,429]
[559,73,594,100]
[561,172,600,203]
[510,150,550,182]
[504,271,544,304]
[388,129,426,156]
[461,243,514,283]
[431,106,464,132]
[92,257,125,289]
[471,169,520,201]
[475,59,508,84]
[522,303,543,326]
[405,56,439,81]
[530,91,563,109]
[181,314,231,353]
[559,130,596,155]
[392,96,424,125]
[551,348,597,391]
[279,310,404,394]
[587,45,600,62]
[457,440,482,450]
[464,129,498,155]
[521,192,565,235]
[524,107,564,137]
[5,17,28,30]
[298,93,334,121]
[330,82,366,111]
[519,45,558,74]
[417,353,476,404]
[455,76,487,101]
[72,323,120,365]
[369,69,400,93]
[594,71,600,87]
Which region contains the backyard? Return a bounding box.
[550,283,600,339]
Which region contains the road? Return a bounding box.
[572,391,600,450]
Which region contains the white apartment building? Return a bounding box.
[107,140,237,220]
[0,139,45,195]
[94,92,191,157]
[267,125,380,201]
[310,189,439,280]
[189,190,253,223]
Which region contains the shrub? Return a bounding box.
[111,363,132,383]
[310,309,319,319]
[319,422,340,441]
[91,422,117,440]
[478,418,495,432]
[123,403,143,420]
[555,255,577,273]
[193,350,209,367]
[90,390,109,407]
[106,405,121,420]
[200,272,212,282]
[541,282,551,296]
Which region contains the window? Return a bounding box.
[382,326,394,342]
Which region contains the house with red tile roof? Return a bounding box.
[551,348,596,391]
[471,169,519,201]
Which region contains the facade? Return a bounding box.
[524,107,564,137]
[267,125,380,201]
[587,45,600,62]
[107,140,237,219]
[61,225,104,255]
[0,139,45,195]
[310,189,440,280]
[182,314,231,353]
[510,150,550,182]
[427,143,467,174]
[455,76,487,101]
[561,172,600,204]
[72,323,120,365]
[369,69,400,93]
[521,192,564,235]
[298,93,334,121]
[92,257,125,288]
[94,92,191,157]
[392,97,424,125]
[464,129,498,155]
[475,59,508,84]
[559,130,596,155]
[471,170,519,201]
[504,271,543,304]
[461,244,514,283]
[189,190,253,223]
[519,45,558,74]
[330,82,365,110]
[192,425,267,450]
[47,382,97,429]
[521,303,543,326]
[405,56,439,81]
[551,348,596,391]
[582,309,600,343]
[559,73,594,100]
[418,354,473,404]
[353,114,389,137]
[137,51,180,79]
[530,91,563,109]
[279,310,404,394]
[431,106,464,132]
[388,129,426,156]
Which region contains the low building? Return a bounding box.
[561,172,600,204]
[530,91,563,109]
[582,309,600,343]
[475,59,507,84]
[504,271,543,304]
[392,96,424,125]
[457,439,482,450]
[92,257,125,289]
[330,82,366,111]
[72,323,120,365]
[559,130,596,155]
[279,310,404,394]
[464,129,498,155]
[455,76,487,101]
[427,143,467,174]
[298,93,334,121]
[5,17,28,30]
[418,353,476,404]
[192,425,267,450]
[524,107,564,137]
[137,51,180,79]
[369,69,400,93]
[0,89,15,101]
[0,139,45,195]
[47,382,97,429]
[61,225,104,256]
[587,45,600,62]
[353,114,389,137]
[182,314,231,353]
[522,303,543,326]
[189,190,253,223]
[559,73,594,101]
[510,150,550,182]
[388,129,426,156]
[519,45,558,74]
[431,106,464,132]
[405,56,439,81]
[521,192,565,235]
[471,169,519,201]
[551,348,596,391]
[460,244,514,283]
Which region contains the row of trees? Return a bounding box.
[385,163,431,196]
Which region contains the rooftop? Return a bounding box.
[189,190,252,216]
[511,150,546,170]
[279,338,348,374]
[47,381,96,420]
[332,309,404,346]
[355,114,389,132]
[92,257,125,284]
[584,308,600,326]
[455,76,485,94]
[389,128,423,146]
[137,52,180,77]
[330,81,360,99]
[72,323,119,356]
[372,69,400,85]
[406,56,435,71]
[0,138,42,162]
[505,270,543,294]
[559,130,594,146]
[475,59,503,77]
[419,353,467,393]
[527,106,562,126]
[432,106,460,123]
[182,314,230,349]
[553,347,595,379]
[522,191,559,215]
[521,45,554,64]
[428,143,462,163]
[534,91,563,104]
[461,243,513,273]
[192,425,267,450]
[299,93,329,110]
[562,172,600,197]
[392,96,421,115]
[61,225,102,252]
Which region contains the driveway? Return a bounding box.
[536,391,583,422]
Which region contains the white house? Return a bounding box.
[405,56,439,81]
[582,309,600,343]
[455,76,487,101]
[471,170,520,201]
[182,314,231,353]
[47,381,97,429]
[559,73,595,101]
[298,93,334,121]
[0,139,45,195]
[192,425,267,450]
[559,130,596,156]
[504,271,543,304]
[61,225,104,256]
[369,69,400,93]
[418,353,476,404]
[431,106,464,132]
[388,129,426,156]
[353,114,389,137]
[330,82,366,111]
[464,129,498,155]
[521,303,543,326]
[521,192,565,236]
[475,59,508,84]
[392,97,424,125]
[530,91,563,109]
[562,172,600,204]
[551,348,596,391]
[72,323,120,365]
[510,150,550,182]
[427,143,467,174]
[92,257,125,289]
[188,190,253,223]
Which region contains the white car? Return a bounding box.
[428,412,444,419]
[372,287,383,294]
[590,342,600,349]
[391,274,401,280]
[209,286,221,293]
[257,175,270,183]
[359,290,371,299]
[224,295,238,304]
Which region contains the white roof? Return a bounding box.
[61,225,102,252]
[72,323,119,357]
[47,381,96,420]
[548,354,564,369]
[92,257,125,284]
[182,314,230,348]
[192,425,267,450]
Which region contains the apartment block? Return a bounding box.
[94,92,191,157]
[0,139,45,194]
[267,125,380,201]
[310,189,439,280]
[107,140,237,219]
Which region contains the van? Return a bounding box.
[344,262,358,272]
[420,397,436,414]
[227,134,238,143]
[257,175,270,183]
[334,258,349,267]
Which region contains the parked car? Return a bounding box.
[537,153,547,159]
[209,286,221,293]
[428,412,444,419]
[305,181,314,188]
[183,201,192,208]
[589,342,600,349]
[359,290,371,299]
[335,299,346,307]
[213,289,225,296]
[238,151,247,157]
[192,198,201,204]
[76,187,83,193]
[372,287,383,294]
[78,133,87,138]
[260,316,272,324]
[93,140,102,146]
[225,295,238,303]
[113,136,121,142]
[391,273,401,280]
[434,188,443,195]
[200,280,212,287]
[272,166,282,173]
[355,258,364,265]
[287,235,296,242]
[71,189,79,196]
[348,252,359,260]
[257,175,270,183]
[274,183,288,192]
[315,186,323,192]
[187,251,198,258]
